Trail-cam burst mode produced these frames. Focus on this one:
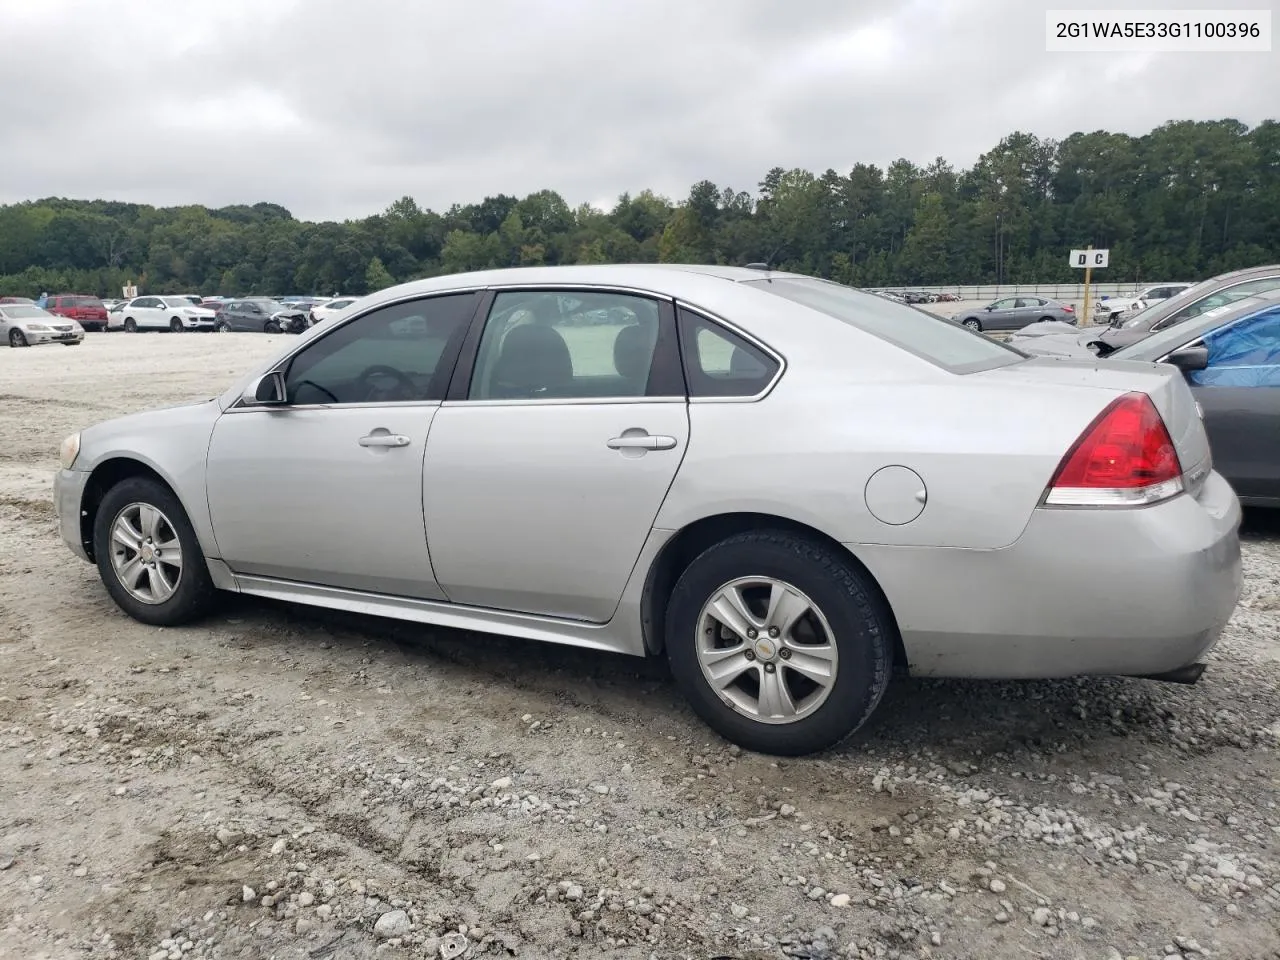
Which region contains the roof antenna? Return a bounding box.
[746,242,786,275]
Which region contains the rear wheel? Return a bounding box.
[665,530,893,756]
[9,328,28,347]
[1039,316,1055,324]
[124,318,137,333]
[92,477,218,626]
[961,318,981,331]
[169,317,183,332]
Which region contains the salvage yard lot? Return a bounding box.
[1,334,1278,960]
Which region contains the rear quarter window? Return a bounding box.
[744,277,1023,374]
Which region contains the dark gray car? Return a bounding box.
[1015,264,1280,357]
[1108,289,1280,506]
[955,295,1075,332]
[214,298,308,333]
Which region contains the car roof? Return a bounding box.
[1116,287,1280,361]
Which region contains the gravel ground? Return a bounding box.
[1,333,1278,960]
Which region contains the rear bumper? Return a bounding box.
[54,468,91,562]
[853,469,1243,679]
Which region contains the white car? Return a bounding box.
[119,296,218,332]
[1,303,84,347]
[308,296,358,325]
[1093,283,1192,322]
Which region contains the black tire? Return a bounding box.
[215,321,230,333]
[961,318,982,331]
[1039,316,1055,324]
[169,317,183,332]
[665,531,893,756]
[124,318,137,333]
[92,477,219,626]
[8,328,27,347]
[264,320,281,334]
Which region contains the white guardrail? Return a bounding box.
[864,282,1187,301]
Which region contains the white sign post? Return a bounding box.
[122,283,138,299]
[1069,247,1108,323]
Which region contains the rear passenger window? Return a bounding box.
[678,308,780,398]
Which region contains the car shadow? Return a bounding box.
[219,583,1268,767]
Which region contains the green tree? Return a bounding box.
[365,256,395,292]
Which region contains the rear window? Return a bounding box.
[744,277,1023,373]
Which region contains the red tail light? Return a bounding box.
[1062,304,1074,312]
[1044,392,1183,506]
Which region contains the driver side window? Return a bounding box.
[284,292,478,405]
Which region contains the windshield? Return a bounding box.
[0,305,51,320]
[744,276,1023,373]
[161,297,194,308]
[1111,296,1270,361]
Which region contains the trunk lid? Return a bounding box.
[975,356,1210,483]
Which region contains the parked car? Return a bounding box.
[119,296,218,332]
[0,296,36,305]
[935,292,964,302]
[45,294,108,332]
[105,300,129,331]
[1,303,84,347]
[955,296,1075,332]
[1093,283,1193,322]
[52,265,1241,756]
[1102,290,1280,506]
[308,296,360,325]
[1014,264,1280,357]
[901,291,935,304]
[214,298,308,333]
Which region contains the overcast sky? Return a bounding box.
[0,0,1275,222]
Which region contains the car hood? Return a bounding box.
[16,317,82,330]
[187,307,217,317]
[1010,319,1080,339]
[1010,328,1104,358]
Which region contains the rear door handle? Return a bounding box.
[607,434,677,450]
[359,433,411,448]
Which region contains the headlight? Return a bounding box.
[59,433,81,470]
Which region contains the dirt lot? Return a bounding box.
[1,333,1278,960]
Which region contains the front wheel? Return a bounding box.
[961,318,981,331]
[9,328,28,347]
[264,320,282,334]
[665,531,893,756]
[169,317,183,332]
[124,318,137,333]
[92,477,218,626]
[215,321,231,333]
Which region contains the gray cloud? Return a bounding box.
[0,0,1274,221]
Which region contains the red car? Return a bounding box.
[46,294,108,331]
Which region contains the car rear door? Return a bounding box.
[421,288,689,623]
[1183,308,1280,504]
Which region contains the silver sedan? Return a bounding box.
[52,265,1242,755]
[1,303,85,347]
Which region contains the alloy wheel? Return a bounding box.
[695,576,838,724]
[109,502,184,604]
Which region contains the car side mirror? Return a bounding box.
[985,305,994,311]
[1165,345,1209,374]
[242,371,287,406]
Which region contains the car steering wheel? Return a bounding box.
[356,364,417,402]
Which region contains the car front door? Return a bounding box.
[422,288,689,622]
[1182,307,1280,504]
[987,297,1019,329]
[204,291,481,597]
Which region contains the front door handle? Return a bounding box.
[358,433,410,448]
[607,434,677,451]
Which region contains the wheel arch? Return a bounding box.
[79,457,184,562]
[639,511,907,671]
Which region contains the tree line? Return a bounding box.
[1,118,1276,300]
